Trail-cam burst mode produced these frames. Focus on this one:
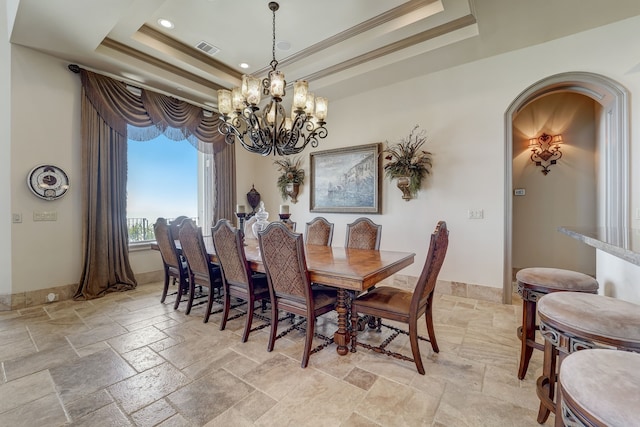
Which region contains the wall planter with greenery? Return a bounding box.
[274,156,305,203]
[383,125,433,201]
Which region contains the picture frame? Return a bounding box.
[310,143,381,213]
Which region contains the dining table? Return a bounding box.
[155,237,415,355]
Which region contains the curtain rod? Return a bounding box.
[67,63,218,113]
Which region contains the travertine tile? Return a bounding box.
[255,370,365,427]
[121,346,166,372]
[0,281,544,426]
[0,370,56,414]
[231,390,278,422]
[343,367,378,391]
[3,342,78,381]
[108,362,190,413]
[434,382,544,427]
[64,389,114,421]
[131,398,176,427]
[50,348,136,404]
[0,392,68,425]
[71,402,131,426]
[168,369,255,425]
[355,376,440,426]
[107,325,168,353]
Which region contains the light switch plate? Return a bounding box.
[33,211,58,221]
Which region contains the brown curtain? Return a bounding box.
[75,69,236,299]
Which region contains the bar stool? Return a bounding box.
[516,268,598,380]
[559,349,640,427]
[536,292,640,425]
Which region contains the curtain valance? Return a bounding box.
[80,69,226,153]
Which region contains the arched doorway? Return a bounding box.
[503,72,630,304]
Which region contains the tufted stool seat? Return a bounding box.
[559,349,640,427]
[516,268,598,380]
[535,292,640,425]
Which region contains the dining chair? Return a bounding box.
[350,221,449,374]
[345,217,382,250]
[169,215,189,239]
[258,222,338,368]
[305,217,334,246]
[153,217,189,309]
[178,219,223,322]
[211,219,271,342]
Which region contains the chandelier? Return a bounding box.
[217,2,328,156]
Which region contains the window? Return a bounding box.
[127,132,214,243]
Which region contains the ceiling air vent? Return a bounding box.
[195,40,220,56]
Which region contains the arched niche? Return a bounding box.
[503,72,629,303]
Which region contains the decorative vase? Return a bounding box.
[246,184,261,216]
[396,176,412,201]
[286,182,300,203]
[251,201,270,239]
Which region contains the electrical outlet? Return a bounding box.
[468,209,484,219]
[12,213,22,223]
[514,188,526,196]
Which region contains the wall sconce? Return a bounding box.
[528,133,563,175]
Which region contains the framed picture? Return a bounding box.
[310,143,381,213]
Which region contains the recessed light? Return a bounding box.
[239,63,250,69]
[276,40,291,51]
[157,18,174,29]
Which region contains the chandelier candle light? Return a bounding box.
[217,2,328,156]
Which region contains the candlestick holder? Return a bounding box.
[235,212,246,237]
[278,213,291,222]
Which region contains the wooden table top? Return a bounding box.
[230,239,415,292]
[156,238,415,292]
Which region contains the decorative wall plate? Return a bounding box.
[27,164,70,200]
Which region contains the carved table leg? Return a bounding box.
[334,289,351,355]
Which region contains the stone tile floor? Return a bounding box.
[0,282,550,426]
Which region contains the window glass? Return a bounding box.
[127,134,198,242]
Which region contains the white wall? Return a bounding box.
[512,93,597,274]
[597,250,640,303]
[8,15,640,302]
[1,4,12,297]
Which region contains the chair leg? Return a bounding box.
[160,271,170,303]
[518,299,536,380]
[267,301,278,352]
[173,278,184,310]
[241,297,255,342]
[185,277,195,315]
[425,308,439,353]
[203,285,215,323]
[219,291,231,331]
[409,322,425,375]
[537,340,557,424]
[301,316,314,368]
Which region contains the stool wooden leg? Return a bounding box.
[536,339,556,424]
[518,299,536,380]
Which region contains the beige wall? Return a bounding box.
[512,93,597,274]
[6,14,640,304]
[1,4,12,296]
[10,46,83,293]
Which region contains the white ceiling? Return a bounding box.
[8,0,640,108]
